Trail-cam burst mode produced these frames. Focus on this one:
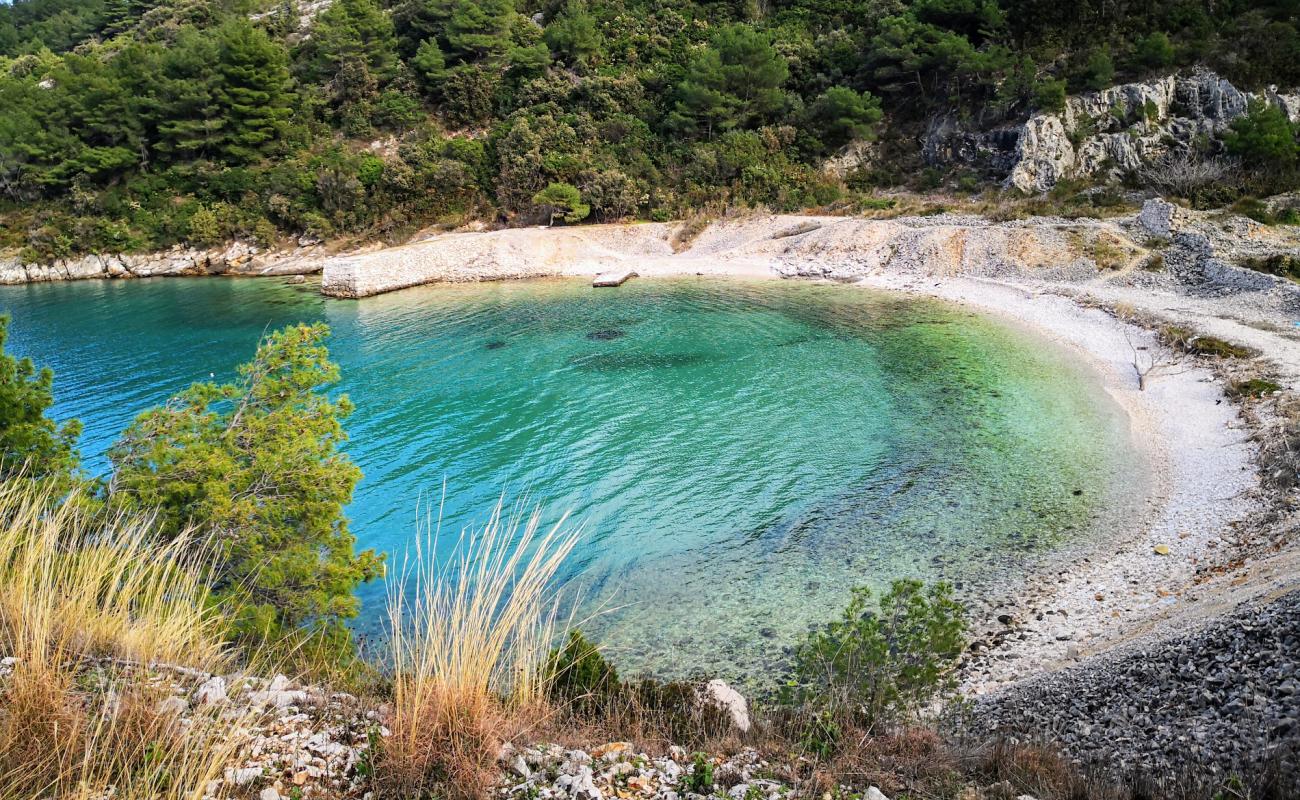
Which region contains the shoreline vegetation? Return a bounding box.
[1,236,1299,797]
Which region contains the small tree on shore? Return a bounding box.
[107,323,382,653]
[532,182,590,226]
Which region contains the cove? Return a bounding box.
[0,276,1141,683]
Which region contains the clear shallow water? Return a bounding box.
[0,276,1139,683]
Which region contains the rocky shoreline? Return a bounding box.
[0,240,325,284]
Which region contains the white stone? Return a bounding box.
[194,675,227,705]
[568,766,602,800]
[156,696,188,716]
[700,679,751,733]
[511,755,531,778]
[866,788,890,800]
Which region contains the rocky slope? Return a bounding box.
[975,589,1300,793]
[926,69,1300,193]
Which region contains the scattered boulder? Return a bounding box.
[699,679,751,733]
[194,675,227,705]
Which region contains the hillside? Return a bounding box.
[1,0,1300,262]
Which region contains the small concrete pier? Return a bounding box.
[593,269,637,287]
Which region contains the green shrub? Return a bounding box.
[799,711,842,760]
[544,630,619,709]
[532,182,591,225]
[1160,326,1254,358]
[1033,79,1066,114]
[186,206,223,248]
[1225,104,1298,169]
[1227,377,1282,400]
[686,753,714,794]
[784,580,965,736]
[1133,32,1175,70]
[1238,253,1300,281]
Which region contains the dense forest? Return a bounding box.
[0,0,1298,260]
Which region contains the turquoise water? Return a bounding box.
[0,276,1139,682]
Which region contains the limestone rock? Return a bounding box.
[930,69,1300,193]
[699,679,751,733]
[1007,115,1074,194]
[568,765,602,800]
[194,675,227,705]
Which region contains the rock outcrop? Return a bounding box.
[0,241,325,285]
[927,69,1300,194]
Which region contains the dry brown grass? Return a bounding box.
[380,499,581,800]
[0,481,243,799]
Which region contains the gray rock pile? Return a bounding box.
[499,743,817,800]
[975,590,1300,792]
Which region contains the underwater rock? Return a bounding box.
[587,329,626,341]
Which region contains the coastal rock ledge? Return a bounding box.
[0,241,323,284]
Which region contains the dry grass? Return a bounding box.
[0,481,243,799]
[381,499,581,800]
[0,485,226,672]
[1255,394,1300,491]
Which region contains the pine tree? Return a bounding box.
[108,323,382,647]
[670,23,787,137]
[445,0,514,62]
[153,28,225,161]
[0,314,81,486]
[214,20,293,163]
[543,0,601,67]
[305,0,399,85]
[101,0,151,38]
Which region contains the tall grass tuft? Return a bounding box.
[0,480,242,799]
[383,498,581,800]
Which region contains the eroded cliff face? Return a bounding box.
[926,69,1300,194]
